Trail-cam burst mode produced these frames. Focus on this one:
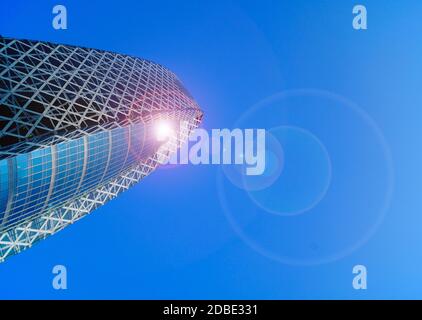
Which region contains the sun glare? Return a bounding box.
[155,120,174,141]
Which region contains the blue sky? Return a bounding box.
[1,0,422,299]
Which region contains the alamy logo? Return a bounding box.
[353,5,367,30]
[52,5,68,30]
[161,121,266,176]
[352,265,367,290]
[52,265,68,290]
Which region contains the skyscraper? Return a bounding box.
[0,36,203,262]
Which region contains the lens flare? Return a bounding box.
[155,121,175,141]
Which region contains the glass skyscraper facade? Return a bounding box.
[0,36,203,262]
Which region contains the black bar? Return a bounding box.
[0,300,417,318]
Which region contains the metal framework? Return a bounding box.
[0,36,203,262]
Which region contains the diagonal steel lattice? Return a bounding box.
[0,36,203,262]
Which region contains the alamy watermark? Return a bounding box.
[159,121,266,176]
[352,264,367,290]
[52,265,68,290]
[52,5,67,30]
[353,4,367,30]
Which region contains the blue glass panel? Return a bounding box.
[79,131,110,193]
[49,137,84,207]
[126,124,147,166]
[102,126,130,182]
[1,122,153,229]
[3,153,29,227]
[4,147,53,228]
[0,160,9,223]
